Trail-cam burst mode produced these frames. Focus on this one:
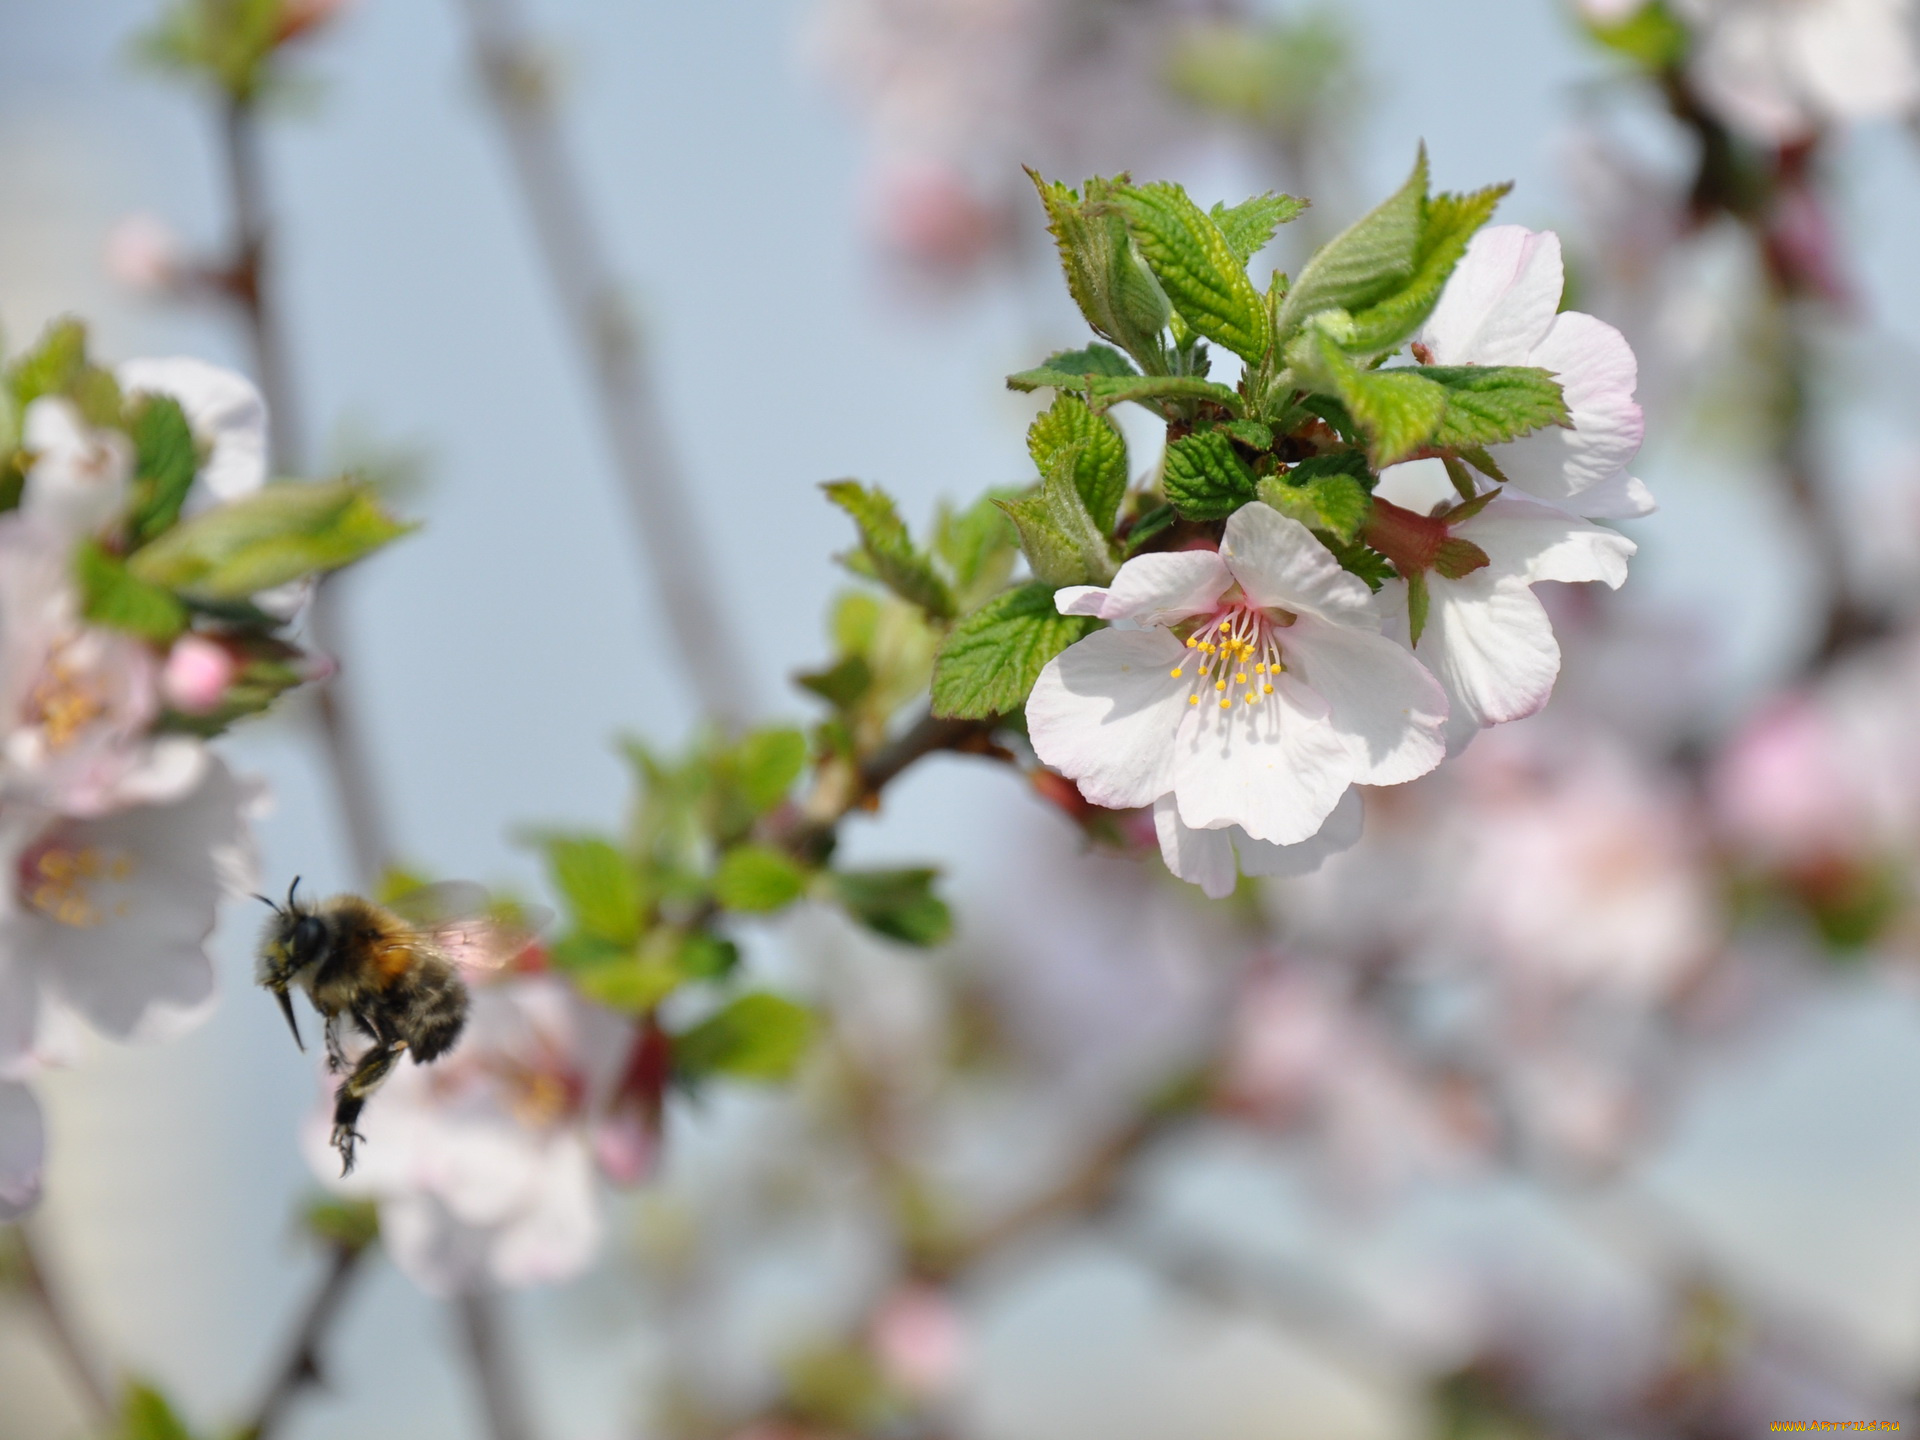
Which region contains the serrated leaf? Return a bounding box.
[930,582,1097,719]
[1276,148,1428,342]
[1162,431,1257,520]
[537,833,641,945]
[733,727,807,813]
[1344,183,1510,354]
[795,654,872,710]
[1123,501,1178,556]
[125,478,412,600]
[1433,537,1491,579]
[1256,461,1372,544]
[1223,418,1273,449]
[1210,193,1308,265]
[1040,343,1139,378]
[1112,181,1270,361]
[125,395,200,547]
[933,492,1018,607]
[1585,1,1690,68]
[1081,373,1243,416]
[821,481,955,620]
[1406,569,1431,648]
[1411,365,1570,449]
[713,844,808,914]
[831,868,952,946]
[1328,538,1396,592]
[1028,394,1128,534]
[675,992,815,1082]
[997,458,1116,588]
[1290,328,1448,467]
[75,539,187,641]
[1029,173,1173,372]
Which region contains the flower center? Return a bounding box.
[19,840,135,927]
[1172,605,1285,711]
[28,643,108,752]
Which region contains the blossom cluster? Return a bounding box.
[0,323,406,1221]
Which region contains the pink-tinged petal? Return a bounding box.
[1027,628,1188,810]
[1497,311,1643,504]
[1422,573,1561,751]
[1234,785,1365,879]
[0,1080,44,1220]
[1153,796,1240,899]
[21,399,131,540]
[1455,494,1635,589]
[487,1138,603,1288]
[1055,549,1230,624]
[1420,226,1564,366]
[1688,7,1816,142]
[1220,503,1376,627]
[1282,616,1448,785]
[1563,469,1656,520]
[118,357,269,501]
[1171,672,1354,845]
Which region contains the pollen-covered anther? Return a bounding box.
[22,843,135,928]
[1176,604,1287,717]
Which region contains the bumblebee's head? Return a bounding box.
[255,878,331,1051]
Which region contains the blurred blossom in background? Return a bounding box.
[10,2,1920,1440]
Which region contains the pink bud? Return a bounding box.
[592,1109,654,1186]
[870,160,1001,272]
[162,635,238,714]
[870,1284,967,1398]
[104,213,185,294]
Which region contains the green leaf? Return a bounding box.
[1223,418,1273,449]
[1111,182,1269,361]
[125,395,200,548]
[678,929,741,981]
[125,479,413,600]
[733,727,807,813]
[795,654,872,711]
[1036,343,1139,379]
[1290,328,1447,467]
[1210,193,1308,265]
[930,581,1097,719]
[1585,1,1689,68]
[1027,394,1129,534]
[996,459,1117,588]
[1411,365,1570,449]
[75,539,187,642]
[1275,148,1428,343]
[821,480,956,620]
[675,993,815,1082]
[538,834,641,945]
[118,1383,199,1440]
[1329,538,1396,592]
[1343,183,1510,354]
[1256,458,1373,544]
[831,868,953,947]
[1029,173,1173,372]
[933,492,1018,608]
[1122,501,1178,556]
[1433,536,1491,580]
[1085,373,1242,417]
[302,1196,380,1251]
[1406,569,1430,648]
[570,943,683,1013]
[1162,431,1257,520]
[713,844,809,914]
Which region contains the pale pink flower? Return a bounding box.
[1420,225,1651,520]
[1375,460,1637,753]
[1030,503,1447,872]
[868,157,1005,271]
[0,1078,43,1220]
[161,635,239,715]
[1676,0,1920,142]
[21,398,131,542]
[310,976,640,1295]
[1711,694,1864,868]
[103,213,186,295]
[870,1284,968,1398]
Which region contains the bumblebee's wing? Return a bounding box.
[384,880,493,929]
[424,905,553,974]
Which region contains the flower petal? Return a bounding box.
[1421,226,1564,366]
[1455,493,1635,590]
[1055,549,1230,624]
[1027,628,1188,810]
[0,1080,44,1220]
[1496,310,1643,504]
[1282,616,1448,785]
[1171,671,1354,845]
[1562,469,1656,520]
[1422,573,1561,750]
[1233,784,1365,879]
[118,357,269,501]
[1220,503,1376,627]
[1152,796,1240,899]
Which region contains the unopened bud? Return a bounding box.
[162,634,238,714]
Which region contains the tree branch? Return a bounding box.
[452,1288,537,1440]
[235,1238,372,1440]
[14,1222,115,1427]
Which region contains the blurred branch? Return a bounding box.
[216,92,396,882]
[453,1289,537,1440]
[236,1235,373,1440]
[13,1222,115,1427]
[452,0,752,726]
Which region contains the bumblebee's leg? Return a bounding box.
[323,1012,349,1073]
[330,1039,406,1176]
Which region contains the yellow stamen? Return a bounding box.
[1218,699,1230,709]
[1262,683,1273,694]
[1234,673,1246,684]
[1170,668,1183,678]
[1188,696,1199,706]
[1214,680,1226,692]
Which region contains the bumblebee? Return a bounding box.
[256,879,536,1174]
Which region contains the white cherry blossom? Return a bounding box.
[310,975,641,1294]
[1151,786,1364,899]
[1420,225,1651,520]
[118,356,269,503]
[0,1078,43,1220]
[1374,460,1637,753]
[21,397,131,542]
[1028,503,1448,862]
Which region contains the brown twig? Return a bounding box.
[14,1222,115,1427]
[451,0,752,726]
[452,1289,538,1440]
[235,1238,372,1440]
